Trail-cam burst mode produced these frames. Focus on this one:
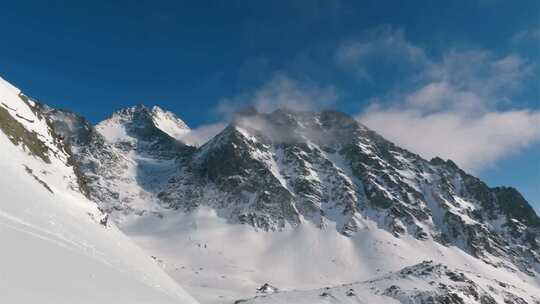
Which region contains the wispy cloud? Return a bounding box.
[335,26,426,66]
[179,122,227,147]
[216,74,338,116]
[360,107,540,172]
[181,74,338,146]
[335,26,427,82]
[512,27,540,44]
[347,27,540,172]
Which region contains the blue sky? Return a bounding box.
[1,1,539,209]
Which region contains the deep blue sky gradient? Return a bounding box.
[1,0,539,208]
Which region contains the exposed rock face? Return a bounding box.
[42,106,539,277]
[43,105,194,215]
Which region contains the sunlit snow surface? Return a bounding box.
[120,208,540,304]
[0,77,199,304]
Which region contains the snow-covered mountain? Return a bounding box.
[95,104,190,147]
[148,105,191,141]
[42,103,198,219]
[0,77,199,304]
[1,75,539,304]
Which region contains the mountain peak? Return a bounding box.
[149,105,190,140]
[97,104,190,143]
[116,103,150,116]
[224,108,371,149]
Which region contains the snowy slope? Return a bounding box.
[96,104,190,144]
[120,206,540,304]
[151,105,191,140]
[239,261,540,304]
[0,77,199,304]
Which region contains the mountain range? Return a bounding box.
[1,75,538,304]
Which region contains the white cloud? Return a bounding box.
[423,51,531,104]
[183,74,337,146]
[349,28,539,172]
[335,26,427,81]
[512,27,540,44]
[404,82,484,113]
[179,122,227,147]
[359,107,540,172]
[335,26,426,66]
[217,74,338,116]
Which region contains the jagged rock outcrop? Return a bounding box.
[43,105,195,215]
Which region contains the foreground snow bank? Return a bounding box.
[0,76,199,304]
[0,130,198,304]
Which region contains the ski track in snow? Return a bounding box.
[0,210,110,265]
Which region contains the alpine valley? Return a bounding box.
[1,76,539,304]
